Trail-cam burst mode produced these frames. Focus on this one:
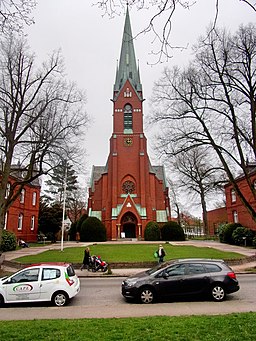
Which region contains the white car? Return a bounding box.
[0,263,80,307]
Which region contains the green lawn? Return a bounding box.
[0,313,255,340]
[13,243,244,264]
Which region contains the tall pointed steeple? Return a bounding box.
[114,6,142,97]
[87,4,171,241]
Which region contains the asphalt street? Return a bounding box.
[0,240,256,320]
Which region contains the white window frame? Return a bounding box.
[233,210,238,223]
[31,215,35,230]
[5,183,10,199]
[231,189,236,203]
[4,212,8,229]
[32,192,37,206]
[18,213,23,230]
[20,189,25,204]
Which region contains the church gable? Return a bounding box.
[112,194,144,221]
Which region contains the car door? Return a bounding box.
[4,268,41,303]
[181,263,210,295]
[39,267,62,300]
[154,264,187,298]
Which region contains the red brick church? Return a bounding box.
[87,8,171,240]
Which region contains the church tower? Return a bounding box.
[88,7,170,239]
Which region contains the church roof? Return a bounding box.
[90,165,108,191]
[113,6,142,96]
[150,164,168,189]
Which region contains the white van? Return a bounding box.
[0,263,80,306]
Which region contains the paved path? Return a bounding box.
[1,240,256,277]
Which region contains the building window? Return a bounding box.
[5,182,11,199]
[20,189,25,204]
[231,189,236,203]
[4,212,8,229]
[18,213,23,230]
[32,192,37,206]
[233,210,238,223]
[124,104,133,131]
[31,215,35,230]
[124,87,132,98]
[122,180,135,194]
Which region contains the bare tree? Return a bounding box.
[150,24,256,223]
[0,34,89,245]
[94,0,256,62]
[0,0,36,33]
[67,187,87,223]
[171,148,225,234]
[167,178,182,225]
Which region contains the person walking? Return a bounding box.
[80,247,90,270]
[157,244,166,264]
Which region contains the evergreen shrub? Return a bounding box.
[219,223,242,244]
[161,221,185,241]
[80,217,107,242]
[144,221,160,241]
[0,230,17,252]
[232,227,255,246]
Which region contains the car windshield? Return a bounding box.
[146,261,175,276]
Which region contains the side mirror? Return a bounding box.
[3,277,12,285]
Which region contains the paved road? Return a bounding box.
[0,275,255,320]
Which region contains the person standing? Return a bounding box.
[80,247,90,270]
[157,244,166,263]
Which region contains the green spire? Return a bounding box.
[114,6,142,96]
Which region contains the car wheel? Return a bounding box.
[139,287,155,304]
[211,284,226,302]
[52,291,69,307]
[0,295,4,307]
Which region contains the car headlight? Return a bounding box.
[125,279,138,287]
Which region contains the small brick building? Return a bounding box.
[207,207,227,236]
[207,165,256,234]
[3,166,41,242]
[224,166,256,231]
[87,8,171,240]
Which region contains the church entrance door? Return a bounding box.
[121,212,137,238]
[123,223,136,238]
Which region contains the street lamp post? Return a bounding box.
[61,163,67,252]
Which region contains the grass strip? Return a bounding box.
[13,244,244,264]
[0,313,255,340]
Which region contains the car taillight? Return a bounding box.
[227,272,236,279]
[65,272,75,286]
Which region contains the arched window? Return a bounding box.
[20,189,25,203]
[5,182,10,199]
[4,212,8,229]
[231,189,236,203]
[122,180,135,194]
[31,216,35,230]
[32,192,37,206]
[233,210,238,223]
[18,213,23,230]
[124,104,133,131]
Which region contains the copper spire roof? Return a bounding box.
[113,6,142,96]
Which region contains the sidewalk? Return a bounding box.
[1,240,256,277]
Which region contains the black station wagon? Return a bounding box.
[121,258,240,304]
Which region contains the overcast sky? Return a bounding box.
[25,0,255,214]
